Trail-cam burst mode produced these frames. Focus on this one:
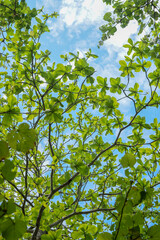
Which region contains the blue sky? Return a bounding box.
[29,0,139,64]
[26,0,159,140]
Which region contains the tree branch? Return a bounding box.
[49,207,116,228]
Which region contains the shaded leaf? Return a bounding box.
[147,225,160,240]
[0,218,27,240]
[0,140,9,161]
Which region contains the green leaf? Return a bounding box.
[144,124,151,129]
[0,140,9,161]
[1,0,160,238]
[0,199,16,217]
[129,226,140,240]
[0,175,4,184]
[128,187,141,205]
[144,61,152,68]
[7,130,19,149]
[1,160,16,181]
[81,233,93,240]
[79,165,89,176]
[103,12,112,21]
[71,230,84,239]
[120,153,136,168]
[88,225,97,235]
[7,124,37,153]
[7,95,17,107]
[6,199,16,215]
[133,212,144,225]
[42,230,62,240]
[110,26,116,35]
[30,8,37,17]
[18,123,30,132]
[119,60,127,67]
[97,76,105,85]
[97,232,112,240]
[147,225,160,240]
[128,38,133,45]
[140,190,147,202]
[103,0,112,4]
[0,218,27,240]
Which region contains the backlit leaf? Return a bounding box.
[120,153,136,168]
[97,232,112,240]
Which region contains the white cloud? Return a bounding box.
[60,5,77,26]
[44,0,138,54]
[39,76,47,89]
[119,97,132,115]
[105,21,138,48]
[76,49,85,58]
[36,0,60,12]
[60,0,107,26]
[39,0,139,51]
[48,18,64,38]
[2,94,7,99]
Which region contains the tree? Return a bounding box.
[0,0,160,239]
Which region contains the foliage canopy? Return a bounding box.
[0,0,160,239]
